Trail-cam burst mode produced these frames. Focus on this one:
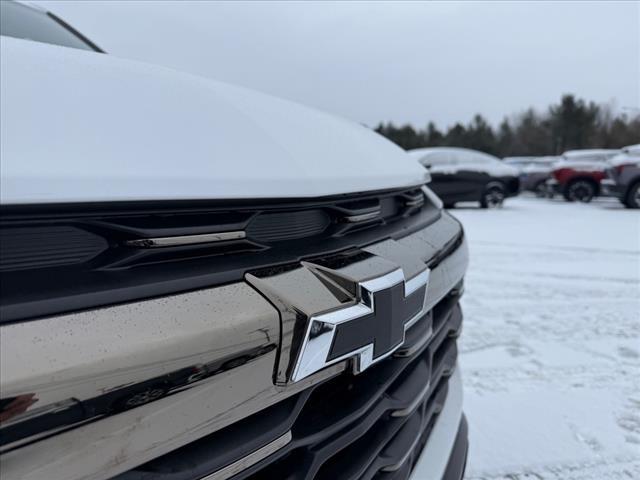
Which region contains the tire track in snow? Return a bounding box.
[466,456,640,480]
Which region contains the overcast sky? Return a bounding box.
[36,0,640,128]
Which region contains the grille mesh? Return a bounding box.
[0,226,108,271]
[246,210,331,242]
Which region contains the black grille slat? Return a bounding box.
[115,289,463,480]
[364,382,449,480]
[0,226,108,272]
[247,210,331,242]
[314,406,422,480]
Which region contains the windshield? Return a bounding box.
[0,1,101,52]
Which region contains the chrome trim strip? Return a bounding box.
[344,210,381,223]
[200,431,292,480]
[126,231,246,248]
[291,267,430,382]
[359,268,405,293]
[405,193,425,207]
[404,269,430,297]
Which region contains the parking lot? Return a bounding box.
[452,196,640,479]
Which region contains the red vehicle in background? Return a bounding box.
[545,149,620,202]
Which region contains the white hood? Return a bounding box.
[0,37,427,204]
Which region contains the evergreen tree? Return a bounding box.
[548,94,599,152]
[465,114,496,155]
[425,122,444,146]
[373,95,639,158]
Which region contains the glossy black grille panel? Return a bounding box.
[114,289,463,480]
[247,210,330,242]
[0,226,108,272]
[1,187,440,323]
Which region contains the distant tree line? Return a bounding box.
[374,94,640,157]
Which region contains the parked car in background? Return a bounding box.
[516,157,560,196]
[409,147,520,208]
[546,149,619,202]
[504,156,557,171]
[0,2,470,480]
[601,144,640,208]
[561,149,620,163]
[503,156,538,170]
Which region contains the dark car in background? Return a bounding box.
[601,144,640,208]
[409,147,520,208]
[546,149,619,202]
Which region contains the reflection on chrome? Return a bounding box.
[0,343,276,452]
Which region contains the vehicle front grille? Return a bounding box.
[246,210,331,242]
[0,226,108,271]
[114,286,463,480]
[0,187,439,323]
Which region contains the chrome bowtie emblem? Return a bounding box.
[291,268,430,381]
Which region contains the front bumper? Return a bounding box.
[1,211,468,480]
[442,415,469,480]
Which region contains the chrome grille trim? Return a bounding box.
[125,231,246,248]
[200,431,292,480]
[343,210,381,223]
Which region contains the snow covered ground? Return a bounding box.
[451,196,640,480]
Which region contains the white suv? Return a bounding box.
[0,3,469,480]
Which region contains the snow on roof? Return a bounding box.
[622,144,640,155]
[407,146,480,158]
[562,149,620,159]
